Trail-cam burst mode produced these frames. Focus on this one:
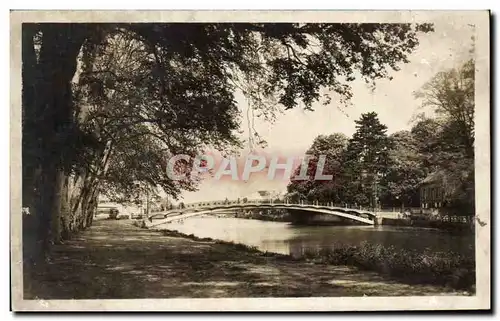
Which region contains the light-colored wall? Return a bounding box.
[375,211,403,219]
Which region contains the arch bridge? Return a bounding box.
[147,199,377,227]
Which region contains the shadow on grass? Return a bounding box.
[24,220,470,299]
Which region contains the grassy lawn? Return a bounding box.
[24,219,469,299]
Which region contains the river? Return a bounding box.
[157,216,474,258]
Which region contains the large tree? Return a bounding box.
[379,130,426,208]
[342,112,392,208]
[287,133,348,203]
[413,60,475,218]
[414,59,474,158]
[76,31,242,201]
[22,22,433,260]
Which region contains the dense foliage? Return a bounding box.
[22,22,433,258]
[342,112,393,207]
[287,59,475,217]
[303,242,475,291]
[288,112,393,208]
[287,133,348,204]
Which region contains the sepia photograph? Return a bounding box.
[10,10,490,311]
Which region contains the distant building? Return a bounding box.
[419,171,447,209]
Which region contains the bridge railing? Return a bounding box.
[151,199,377,223]
[178,199,375,213]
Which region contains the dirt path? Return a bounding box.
[24,219,466,299]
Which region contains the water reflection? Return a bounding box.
[161,217,474,258]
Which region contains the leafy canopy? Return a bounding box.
[23,22,434,201]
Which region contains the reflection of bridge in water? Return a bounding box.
[147,199,377,227]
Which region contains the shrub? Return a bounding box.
[141,224,474,292]
[303,242,474,291]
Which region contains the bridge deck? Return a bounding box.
[148,203,375,227]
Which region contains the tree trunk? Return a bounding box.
[58,169,100,240]
[21,25,38,213]
[23,24,88,261]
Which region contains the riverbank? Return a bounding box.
[380,217,475,233]
[24,219,470,299]
[148,224,475,292]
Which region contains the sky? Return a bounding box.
[178,17,475,204]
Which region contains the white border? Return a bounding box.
[8,9,491,312]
